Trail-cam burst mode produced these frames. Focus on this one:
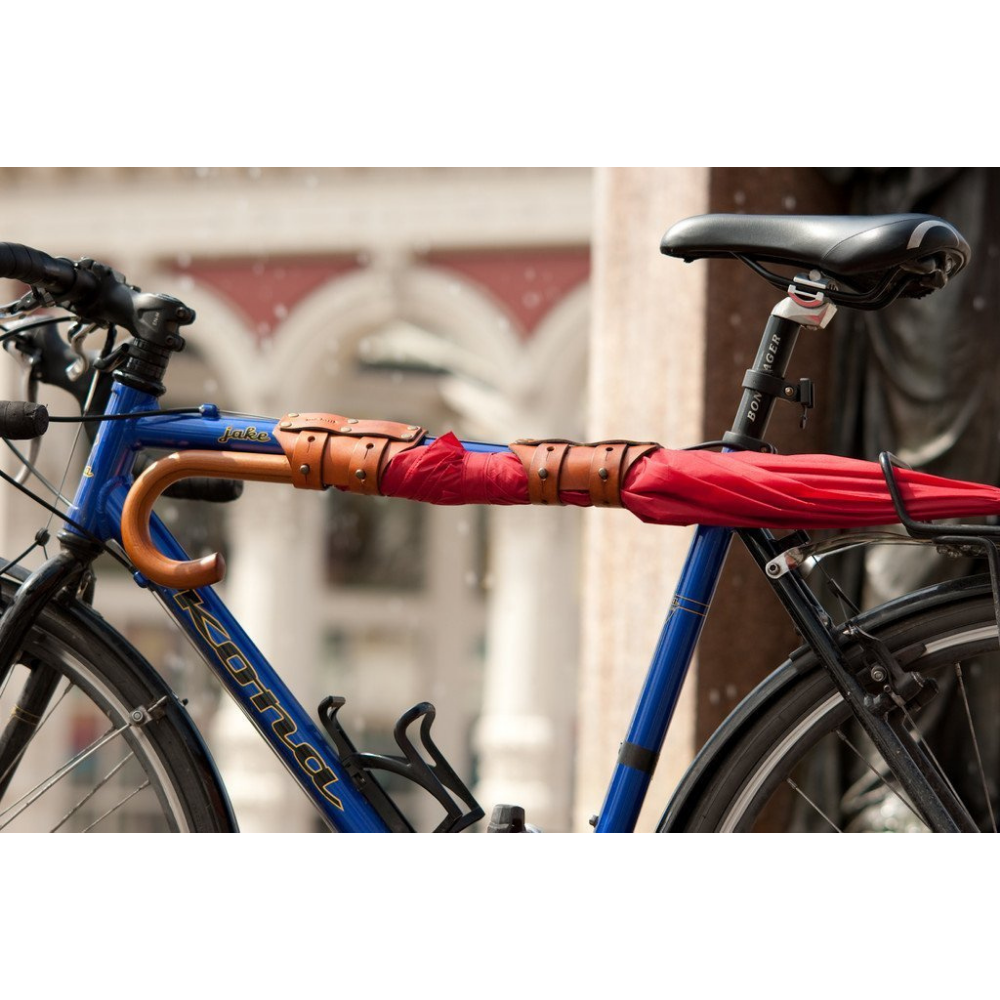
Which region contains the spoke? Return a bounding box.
[835,728,925,827]
[51,750,137,832]
[0,718,130,830]
[0,679,74,789]
[897,701,970,823]
[786,777,842,832]
[81,779,150,833]
[953,662,997,833]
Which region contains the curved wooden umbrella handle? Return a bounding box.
[121,451,293,589]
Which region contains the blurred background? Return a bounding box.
[1,167,993,831]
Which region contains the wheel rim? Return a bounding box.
[717,621,1000,832]
[0,633,194,832]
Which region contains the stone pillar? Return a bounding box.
[574,168,711,831]
[473,503,581,832]
[209,481,323,831]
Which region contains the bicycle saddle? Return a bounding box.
[660,213,970,309]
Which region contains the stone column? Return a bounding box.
[473,503,582,832]
[574,168,711,831]
[209,481,324,832]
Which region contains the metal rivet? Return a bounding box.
[289,412,299,417]
[355,470,366,480]
[342,427,352,433]
[280,421,292,428]
[299,464,310,475]
[407,425,418,431]
[784,387,795,398]
[401,433,413,441]
[348,418,359,424]
[598,468,609,480]
[537,468,549,480]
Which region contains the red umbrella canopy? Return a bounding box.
[378,433,1000,529]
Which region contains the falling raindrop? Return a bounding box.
[176,252,192,269]
[783,195,797,211]
[973,296,987,311]
[725,683,738,699]
[273,303,288,320]
[733,190,746,206]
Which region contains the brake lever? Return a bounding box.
[65,322,98,381]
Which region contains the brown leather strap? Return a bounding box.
[274,413,426,494]
[509,440,572,505]
[510,438,659,507]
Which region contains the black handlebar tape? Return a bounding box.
[0,401,49,439]
[0,242,98,303]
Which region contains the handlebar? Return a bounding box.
[0,241,196,397]
[0,242,100,307]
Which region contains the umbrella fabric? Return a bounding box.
[377,432,1000,529]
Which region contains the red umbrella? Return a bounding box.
[123,426,1000,590]
[379,432,1000,529]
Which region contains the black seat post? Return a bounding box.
[722,278,838,452]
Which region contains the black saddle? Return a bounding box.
[660,213,970,309]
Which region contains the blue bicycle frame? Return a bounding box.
[60,378,736,833]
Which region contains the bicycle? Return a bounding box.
[0,211,996,833]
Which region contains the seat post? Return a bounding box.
[722,279,838,452]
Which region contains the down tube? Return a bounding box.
[105,488,388,832]
[595,524,734,832]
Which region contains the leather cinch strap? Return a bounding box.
[508,438,659,507]
[273,413,427,494]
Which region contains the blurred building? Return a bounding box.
[0,167,593,831]
[0,167,852,833]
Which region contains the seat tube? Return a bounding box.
[594,300,820,832]
[594,523,733,832]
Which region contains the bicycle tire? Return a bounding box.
[0,573,237,832]
[660,574,1000,832]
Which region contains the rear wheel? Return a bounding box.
[0,579,235,832]
[661,579,1000,832]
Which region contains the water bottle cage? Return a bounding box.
[318,696,484,833]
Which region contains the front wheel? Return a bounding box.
[0,575,236,832]
[661,575,1000,832]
